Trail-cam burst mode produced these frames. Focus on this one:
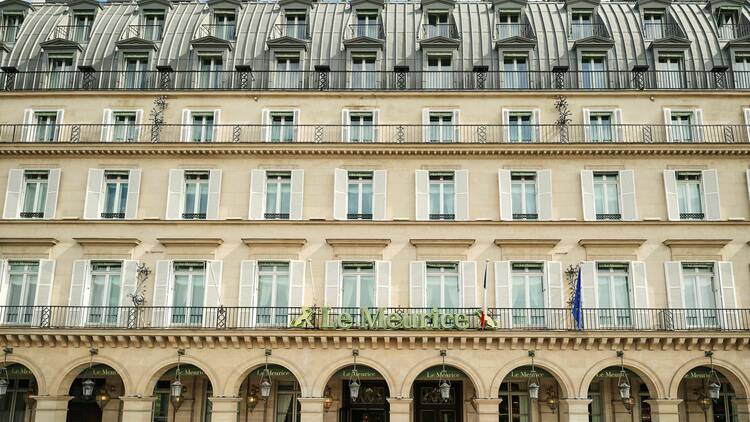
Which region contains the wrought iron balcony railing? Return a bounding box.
[198,23,236,40]
[569,22,609,40]
[122,24,164,41]
[717,23,750,40]
[495,23,535,40]
[0,25,21,43]
[347,23,384,40]
[421,23,459,39]
[0,306,747,331]
[270,23,309,40]
[2,69,748,91]
[642,23,685,40]
[0,123,747,144]
[49,25,93,43]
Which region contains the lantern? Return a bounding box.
[95,388,111,409]
[528,381,540,400]
[708,382,721,400]
[527,351,541,400]
[349,350,361,401]
[170,378,183,398]
[247,387,259,412]
[706,351,721,401]
[82,379,96,399]
[0,378,8,397]
[437,350,451,401]
[616,351,630,400]
[618,380,631,400]
[260,349,273,399]
[0,348,11,397]
[439,381,451,400]
[323,387,333,411]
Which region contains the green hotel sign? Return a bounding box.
[290,307,493,330]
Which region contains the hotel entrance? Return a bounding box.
[343,380,389,422]
[414,381,463,422]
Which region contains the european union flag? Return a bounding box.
[571,267,584,330]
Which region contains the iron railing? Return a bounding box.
[122,24,164,41]
[569,22,609,40]
[0,25,21,43]
[270,23,309,40]
[347,24,384,39]
[49,25,93,42]
[0,123,747,144]
[495,23,534,40]
[2,69,748,91]
[0,306,747,331]
[716,23,750,40]
[198,23,236,40]
[421,23,459,39]
[642,23,685,40]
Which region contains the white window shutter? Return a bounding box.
[454,169,469,221]
[582,108,591,142]
[34,260,55,315]
[0,260,7,311]
[502,109,510,142]
[333,168,348,220]
[744,108,750,142]
[372,110,381,142]
[125,169,141,219]
[494,261,511,308]
[663,108,673,142]
[3,169,24,219]
[153,260,172,326]
[341,109,351,142]
[165,169,185,220]
[180,109,191,142]
[663,170,679,221]
[452,109,460,142]
[415,170,430,221]
[204,260,222,307]
[537,169,553,221]
[693,109,704,141]
[121,260,138,307]
[619,170,638,221]
[55,109,64,128]
[292,109,300,141]
[580,261,596,308]
[289,260,305,307]
[421,108,430,142]
[716,261,736,309]
[629,261,649,308]
[664,261,684,308]
[498,169,512,221]
[545,261,564,308]
[532,109,541,141]
[375,261,391,307]
[372,170,387,221]
[239,260,258,307]
[580,170,595,221]
[409,261,426,307]
[135,109,144,142]
[213,109,221,141]
[290,169,304,220]
[249,170,266,220]
[702,169,720,221]
[460,261,477,307]
[206,169,222,220]
[100,109,113,142]
[261,109,271,142]
[614,109,624,142]
[747,170,750,204]
[324,260,342,306]
[21,109,33,142]
[68,260,90,307]
[83,169,105,219]
[44,169,60,219]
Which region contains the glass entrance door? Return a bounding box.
[414,381,462,422]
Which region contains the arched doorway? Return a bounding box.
[151,363,213,422]
[235,362,304,422]
[322,361,390,422]
[0,363,38,421]
[585,365,655,422]
[409,357,479,422]
[497,365,563,422]
[676,366,738,422]
[66,364,125,422]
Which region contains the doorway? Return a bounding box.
[414,381,463,422]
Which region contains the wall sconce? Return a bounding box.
[695,389,713,413]
[95,385,113,409]
[0,347,13,397]
[247,386,259,412]
[621,397,635,414]
[323,386,333,411]
[544,388,558,413]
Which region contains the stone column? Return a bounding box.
[208,397,242,422]
[299,397,327,422]
[645,399,683,422]
[473,398,503,422]
[732,398,750,422]
[388,397,413,422]
[119,396,156,422]
[32,396,71,422]
[561,398,593,422]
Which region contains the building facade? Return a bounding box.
[0,0,749,421]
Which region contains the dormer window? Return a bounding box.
[124,54,149,89]
[47,55,74,89]
[426,12,450,38]
[642,10,664,40]
[716,9,739,40]
[2,12,23,43]
[734,53,750,89]
[142,10,165,41]
[198,55,223,88]
[284,10,307,39]
[570,10,593,39]
[355,10,379,38]
[213,10,236,40]
[656,53,684,88]
[351,53,376,89]
[72,12,94,42]
[497,11,521,39]
[580,53,607,89]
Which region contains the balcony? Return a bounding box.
[642,23,685,40]
[717,23,750,40]
[0,123,747,144]
[48,24,93,43]
[0,306,747,331]
[197,23,236,41]
[420,23,459,40]
[2,69,748,91]
[346,23,384,40]
[495,23,534,41]
[121,24,164,42]
[269,23,309,40]
[569,22,609,40]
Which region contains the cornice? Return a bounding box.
[494,239,560,248]
[578,239,646,247]
[73,237,141,247]
[1,143,749,157]
[410,239,476,247]
[0,238,58,247]
[157,238,224,247]
[326,238,391,248]
[242,238,307,247]
[663,239,732,247]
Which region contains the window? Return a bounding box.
[213,11,236,39]
[503,55,529,89]
[171,262,205,325]
[275,382,301,422]
[256,262,290,325]
[189,112,215,143]
[275,54,300,89]
[588,382,603,422]
[733,53,750,89]
[426,55,452,89]
[101,171,129,219]
[642,11,664,39]
[32,112,59,142]
[429,171,455,220]
[341,262,376,309]
[676,172,704,220]
[198,55,223,89]
[595,263,631,327]
[265,171,291,220]
[20,171,48,219]
[428,112,455,143]
[570,11,593,39]
[717,9,739,40]
[4,261,38,324]
[47,56,74,89]
[142,10,164,41]
[1,13,23,42]
[348,112,374,143]
[426,12,450,38]
[124,54,149,89]
[593,172,620,220]
[87,261,122,325]
[588,112,614,142]
[182,171,209,219]
[499,381,531,422]
[425,262,459,308]
[269,112,295,142]
[347,171,373,219]
[112,112,138,142]
[581,54,607,89]
[72,13,94,42]
[351,54,377,89]
[355,11,379,38]
[681,263,718,328]
[0,379,34,421]
[285,11,307,38]
[508,112,533,142]
[510,263,545,327]
[511,172,537,220]
[657,55,684,88]
[669,112,695,142]
[497,12,521,39]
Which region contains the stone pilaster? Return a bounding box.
[119,396,156,422]
[208,397,242,422]
[31,396,71,422]
[561,398,593,422]
[388,397,414,422]
[299,397,327,422]
[645,399,683,422]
